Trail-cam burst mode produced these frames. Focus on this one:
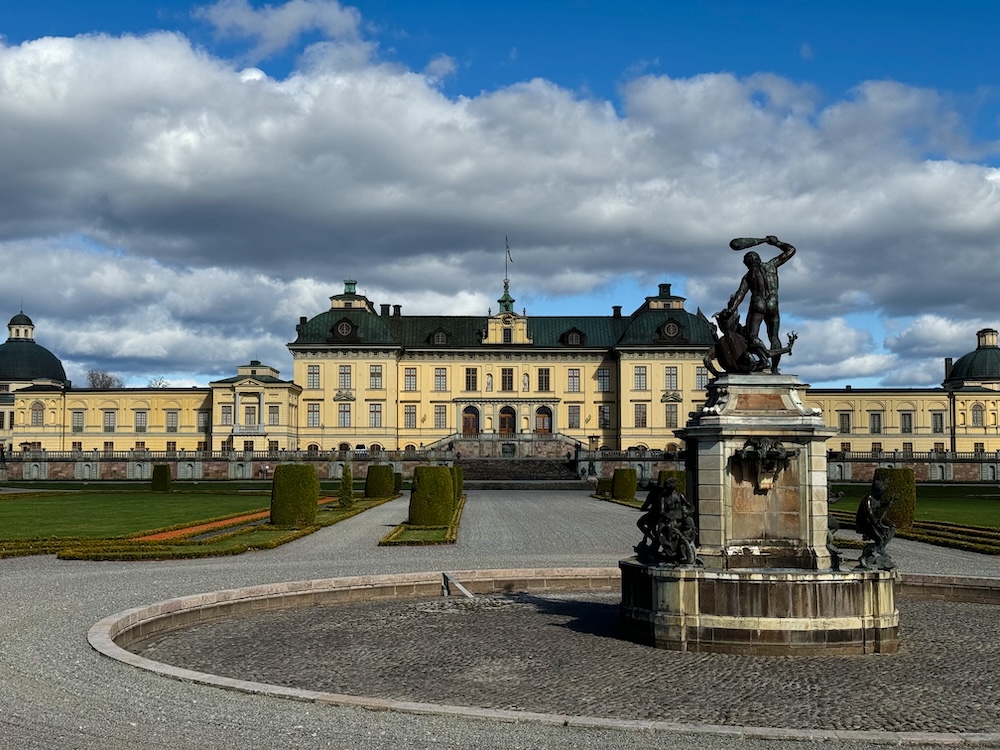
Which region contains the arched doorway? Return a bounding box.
[534,406,552,434]
[463,406,480,435]
[499,406,516,435]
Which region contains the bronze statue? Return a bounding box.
[635,477,698,566]
[855,476,897,570]
[724,235,797,374]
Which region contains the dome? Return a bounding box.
[944,328,1000,387]
[0,339,68,384]
[9,312,32,327]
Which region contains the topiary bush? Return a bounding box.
[874,467,916,531]
[394,472,403,494]
[339,463,354,508]
[612,468,638,500]
[408,466,454,526]
[270,463,319,527]
[151,464,171,493]
[365,464,395,499]
[657,469,686,495]
[596,477,612,497]
[450,465,464,506]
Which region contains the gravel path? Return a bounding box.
[3,491,1000,750]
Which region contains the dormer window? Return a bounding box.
[561,328,585,346]
[433,331,448,345]
[336,321,353,337]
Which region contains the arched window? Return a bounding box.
[338,442,351,452]
[308,443,320,453]
[369,443,382,453]
[972,404,985,427]
[433,331,448,345]
[567,331,581,345]
[30,402,44,427]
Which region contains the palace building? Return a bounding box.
[4,280,1000,481]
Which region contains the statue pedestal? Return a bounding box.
[620,374,899,654]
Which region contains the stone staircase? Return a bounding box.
[458,458,589,490]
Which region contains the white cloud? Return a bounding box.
[0,8,999,387]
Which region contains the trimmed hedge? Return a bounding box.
[394,472,403,494]
[269,464,319,527]
[657,469,686,495]
[596,477,612,497]
[151,464,171,493]
[873,467,916,531]
[612,468,637,500]
[339,463,354,508]
[409,466,454,526]
[450,465,464,505]
[364,464,395,499]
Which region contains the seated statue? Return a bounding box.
[855,476,897,570]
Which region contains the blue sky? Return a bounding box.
[1,1,999,388]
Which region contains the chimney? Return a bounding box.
[658,283,672,298]
[612,306,622,318]
[299,316,307,325]
[393,304,402,317]
[945,357,954,380]
[380,304,390,317]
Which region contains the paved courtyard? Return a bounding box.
[3,490,1000,749]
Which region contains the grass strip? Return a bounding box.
[379,494,466,546]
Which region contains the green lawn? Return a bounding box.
[831,484,1000,529]
[0,491,270,539]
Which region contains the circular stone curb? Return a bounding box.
[88,568,1000,746]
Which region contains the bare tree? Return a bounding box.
[146,376,170,388]
[86,370,125,389]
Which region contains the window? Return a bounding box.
[167,411,179,433]
[166,441,177,452]
[370,365,383,389]
[198,441,209,451]
[338,403,351,427]
[338,365,352,389]
[664,366,678,391]
[665,403,678,428]
[434,404,447,429]
[871,442,882,454]
[103,411,116,433]
[567,331,581,345]
[404,368,417,391]
[567,368,581,393]
[934,441,945,452]
[634,403,647,428]
[72,411,85,433]
[838,413,851,434]
[72,441,82,451]
[0,411,4,429]
[307,403,320,427]
[502,328,513,344]
[902,442,913,453]
[307,365,320,389]
[972,404,985,427]
[31,403,44,427]
[369,403,382,427]
[501,368,514,391]
[598,404,612,429]
[103,441,114,452]
[900,412,913,434]
[869,412,882,435]
[695,367,708,390]
[244,406,256,426]
[199,411,211,430]
[932,412,945,434]
[465,367,478,391]
[840,442,851,452]
[404,405,417,429]
[537,368,551,392]
[134,441,146,450]
[597,368,610,392]
[434,367,447,391]
[268,405,279,426]
[433,331,448,345]
[221,405,233,425]
[634,366,648,391]
[243,441,253,452]
[568,405,580,429]
[975,442,985,453]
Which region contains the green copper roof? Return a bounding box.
[0,340,68,384]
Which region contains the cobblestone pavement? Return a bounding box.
[4,490,1000,750]
[133,592,1000,734]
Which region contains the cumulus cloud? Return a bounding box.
[0,3,998,386]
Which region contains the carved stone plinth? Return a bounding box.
[619,560,898,654]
